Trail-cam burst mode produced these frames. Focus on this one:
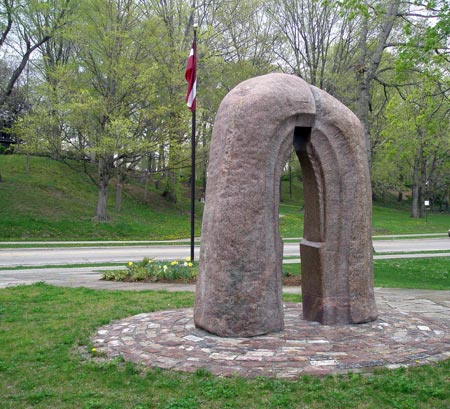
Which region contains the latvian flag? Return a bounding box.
[185,42,197,111]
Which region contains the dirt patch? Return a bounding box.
[282,274,301,286]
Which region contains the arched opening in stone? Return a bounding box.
[194,73,377,338]
[292,126,322,243]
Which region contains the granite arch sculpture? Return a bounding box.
[194,73,378,337]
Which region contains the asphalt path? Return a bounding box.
[0,237,449,267]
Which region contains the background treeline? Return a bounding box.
[0,0,449,220]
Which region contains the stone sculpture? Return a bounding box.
[194,73,378,337]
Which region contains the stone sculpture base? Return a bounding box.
[92,298,450,378]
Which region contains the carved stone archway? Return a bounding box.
[194,73,377,337]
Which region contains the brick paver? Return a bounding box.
[92,301,450,378]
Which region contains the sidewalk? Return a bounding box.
[2,253,450,289]
[0,265,302,293]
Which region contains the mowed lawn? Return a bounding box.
[1,255,450,408]
[0,155,203,240]
[2,155,450,240]
[282,257,450,291]
[1,155,450,407]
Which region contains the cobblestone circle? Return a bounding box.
[92,303,450,378]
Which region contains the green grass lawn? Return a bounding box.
[373,258,450,290]
[2,154,450,241]
[283,257,450,290]
[371,205,450,236]
[278,203,450,239]
[0,283,448,408]
[0,155,203,240]
[279,174,450,238]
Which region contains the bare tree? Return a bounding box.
[0,0,76,109]
[268,0,356,89]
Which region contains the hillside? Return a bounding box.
[0,154,449,240]
[0,155,203,240]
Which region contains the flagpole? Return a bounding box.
[190,25,197,262]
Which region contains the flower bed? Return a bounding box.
[102,258,302,286]
[102,257,197,283]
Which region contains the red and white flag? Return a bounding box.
[185,42,196,111]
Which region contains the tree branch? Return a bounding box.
[0,35,51,108]
[0,0,13,48]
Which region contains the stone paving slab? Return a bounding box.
[92,302,450,378]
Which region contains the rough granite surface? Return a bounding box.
[194,73,377,336]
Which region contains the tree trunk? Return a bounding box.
[163,139,179,203]
[356,0,401,166]
[115,178,123,212]
[157,144,165,188]
[411,126,426,218]
[143,154,154,201]
[419,152,427,218]
[25,152,30,175]
[411,157,420,218]
[143,169,149,201]
[356,15,371,162]
[163,170,178,203]
[0,35,51,109]
[95,158,111,220]
[115,165,127,212]
[357,80,371,162]
[96,182,109,220]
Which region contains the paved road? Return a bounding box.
[372,237,450,252]
[0,237,449,267]
[0,245,196,267]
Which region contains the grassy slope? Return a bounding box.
[279,175,450,238]
[0,155,203,240]
[1,154,449,240]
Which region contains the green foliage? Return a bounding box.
[397,1,450,75]
[102,258,197,282]
[2,0,449,226]
[376,70,450,217]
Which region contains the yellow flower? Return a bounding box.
[188,262,193,267]
[171,261,178,266]
[185,256,191,262]
[128,262,133,267]
[163,265,168,271]
[91,347,97,353]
